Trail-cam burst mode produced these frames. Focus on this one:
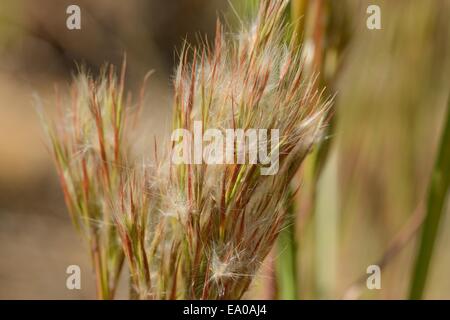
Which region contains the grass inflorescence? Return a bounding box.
[41,0,331,299]
[39,62,135,299]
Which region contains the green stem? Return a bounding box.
[276,197,298,299]
[314,148,338,299]
[274,0,310,300]
[409,97,450,299]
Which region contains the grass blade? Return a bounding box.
[409,97,450,299]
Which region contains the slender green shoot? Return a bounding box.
[409,97,450,299]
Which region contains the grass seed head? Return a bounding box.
[43,0,331,300]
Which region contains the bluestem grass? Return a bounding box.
[127,0,329,299]
[43,0,331,300]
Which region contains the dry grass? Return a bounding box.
[38,62,141,299]
[41,0,331,299]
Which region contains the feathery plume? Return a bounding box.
[41,63,132,299]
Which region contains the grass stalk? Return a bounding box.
[276,194,298,299]
[273,0,312,300]
[314,148,338,298]
[291,0,309,43]
[409,97,450,299]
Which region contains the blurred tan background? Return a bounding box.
[0,0,449,299]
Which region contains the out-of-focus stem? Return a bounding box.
[409,98,450,299]
[276,197,298,299]
[274,0,312,300]
[291,0,309,43]
[302,0,340,299]
[314,148,339,299]
[310,0,325,76]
